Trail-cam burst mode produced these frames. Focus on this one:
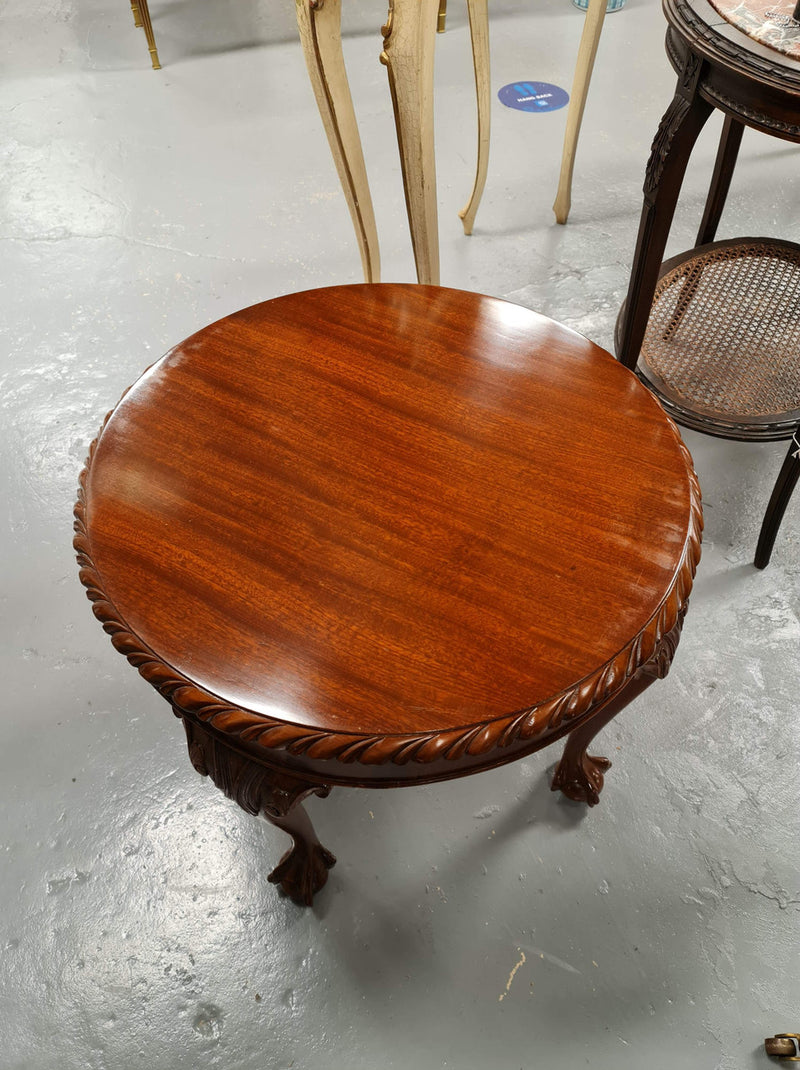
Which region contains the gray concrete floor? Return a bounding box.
[2,1,799,1067]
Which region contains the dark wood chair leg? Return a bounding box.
[695,114,745,247]
[181,716,336,906]
[615,52,713,370]
[552,613,686,804]
[754,431,800,569]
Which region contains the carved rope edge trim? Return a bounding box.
[668,0,800,93]
[664,32,800,138]
[74,414,702,768]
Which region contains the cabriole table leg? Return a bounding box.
[552,612,686,805]
[181,715,336,906]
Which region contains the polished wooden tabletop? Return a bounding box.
[79,285,699,766]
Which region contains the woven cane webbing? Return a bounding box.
[640,240,800,430]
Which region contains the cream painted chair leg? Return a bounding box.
[295,0,381,282]
[381,0,440,285]
[552,0,606,224]
[458,0,490,236]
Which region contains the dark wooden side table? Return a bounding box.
[615,0,800,564]
[75,285,701,906]
[617,0,800,377]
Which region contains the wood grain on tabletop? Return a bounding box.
[83,284,696,737]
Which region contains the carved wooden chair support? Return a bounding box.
[295,0,607,280]
[126,0,604,276]
[755,429,800,569]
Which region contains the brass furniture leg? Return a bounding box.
[755,431,800,569]
[295,0,381,283]
[381,0,441,285]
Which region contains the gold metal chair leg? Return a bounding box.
[437,0,447,33]
[130,0,143,28]
[137,0,161,70]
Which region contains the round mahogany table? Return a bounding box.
[75,285,702,905]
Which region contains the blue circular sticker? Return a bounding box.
[498,81,569,113]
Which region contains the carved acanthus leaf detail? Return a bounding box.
[644,95,692,197]
[679,50,701,93]
[182,717,331,819]
[638,608,686,681]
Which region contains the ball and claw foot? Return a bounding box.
[551,752,612,807]
[268,840,337,906]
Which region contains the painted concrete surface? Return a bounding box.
[1,1,798,1067]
